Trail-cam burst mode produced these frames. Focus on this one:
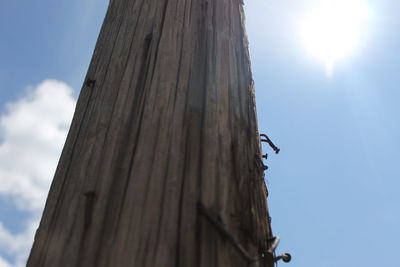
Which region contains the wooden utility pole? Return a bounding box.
[27,0,276,266]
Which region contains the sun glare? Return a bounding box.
[301,0,371,76]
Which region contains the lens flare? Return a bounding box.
[301,0,371,76]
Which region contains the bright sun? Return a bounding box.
[301,0,371,75]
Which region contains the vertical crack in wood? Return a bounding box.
[84,191,96,230]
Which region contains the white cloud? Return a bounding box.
[0,80,76,267]
[0,257,12,267]
[0,219,38,267]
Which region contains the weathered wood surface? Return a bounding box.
[27,0,274,266]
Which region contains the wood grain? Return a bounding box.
[27,0,274,266]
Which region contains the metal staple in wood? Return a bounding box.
[197,203,257,264]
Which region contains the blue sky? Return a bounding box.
[0,0,399,266]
